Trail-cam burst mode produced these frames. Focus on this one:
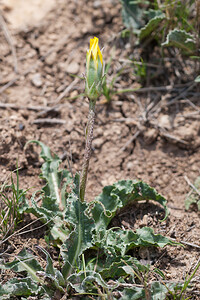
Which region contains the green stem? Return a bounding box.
[79,99,96,202]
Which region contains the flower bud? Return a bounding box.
[85,37,103,100]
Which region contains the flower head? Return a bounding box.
[85,37,103,100]
[87,37,103,72]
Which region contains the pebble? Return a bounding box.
[18,123,25,131]
[158,114,171,129]
[66,61,79,74]
[93,1,101,8]
[143,128,158,144]
[45,52,57,66]
[126,161,134,171]
[31,73,43,87]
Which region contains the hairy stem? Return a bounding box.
[79,100,96,202]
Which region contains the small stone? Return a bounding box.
[93,1,101,8]
[31,73,43,87]
[93,137,103,149]
[70,90,78,98]
[126,161,134,171]
[18,123,25,131]
[176,124,197,141]
[66,61,79,74]
[45,52,57,66]
[158,114,171,129]
[143,128,158,144]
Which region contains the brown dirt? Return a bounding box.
[0,0,200,298]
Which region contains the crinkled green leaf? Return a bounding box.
[120,281,183,300]
[0,248,43,282]
[61,174,95,279]
[139,10,165,40]
[195,75,200,82]
[151,281,183,300]
[92,255,148,280]
[121,0,145,31]
[95,227,177,256]
[38,247,65,290]
[185,176,200,210]
[0,277,44,298]
[151,281,168,300]
[162,29,196,54]
[28,192,61,221]
[27,140,72,211]
[91,180,169,238]
[49,216,69,243]
[121,286,145,300]
[101,257,146,280]
[23,192,68,243]
[68,270,118,294]
[136,227,177,247]
[25,141,72,243]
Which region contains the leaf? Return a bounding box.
[0,248,43,283]
[121,0,145,32]
[98,255,149,280]
[195,75,200,82]
[0,248,64,297]
[91,180,169,238]
[150,281,168,300]
[0,277,45,298]
[136,227,177,247]
[61,174,95,279]
[139,10,165,40]
[24,141,73,243]
[151,281,183,300]
[95,227,177,257]
[162,29,196,54]
[38,247,65,290]
[50,216,69,243]
[68,271,117,294]
[118,281,183,300]
[185,176,200,210]
[27,140,72,211]
[121,286,145,300]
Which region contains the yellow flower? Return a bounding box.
[87,37,103,72]
[86,37,103,100]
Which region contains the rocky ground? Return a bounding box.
[0,0,200,298]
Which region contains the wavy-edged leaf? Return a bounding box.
[38,247,65,290]
[162,29,196,54]
[139,10,165,40]
[100,255,149,280]
[61,174,95,279]
[23,192,69,243]
[0,248,43,283]
[27,140,72,211]
[0,277,45,298]
[25,141,72,243]
[120,281,183,300]
[121,0,145,31]
[91,180,169,238]
[95,227,177,256]
[195,75,200,82]
[68,270,117,294]
[121,286,145,300]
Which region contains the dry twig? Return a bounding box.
[184,175,200,197]
[0,102,48,111]
[0,11,18,73]
[120,130,140,152]
[33,118,66,125]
